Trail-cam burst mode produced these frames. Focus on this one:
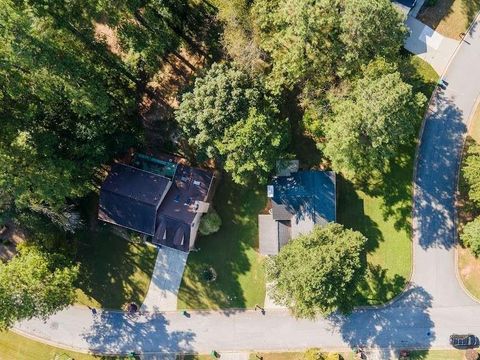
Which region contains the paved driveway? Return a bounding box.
[140,246,188,312]
[12,12,480,359]
[405,16,459,74]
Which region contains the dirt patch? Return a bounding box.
[0,223,26,261]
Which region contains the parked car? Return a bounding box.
[450,334,479,348]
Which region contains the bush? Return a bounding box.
[461,217,480,256]
[199,209,222,236]
[426,0,438,6]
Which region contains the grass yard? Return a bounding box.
[177,175,266,309]
[338,56,438,305]
[74,195,158,309]
[418,0,480,39]
[0,331,129,360]
[457,103,480,300]
[408,349,467,359]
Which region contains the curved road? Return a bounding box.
[15,17,480,357]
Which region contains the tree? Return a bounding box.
[0,246,79,330]
[176,63,265,160]
[252,0,406,98]
[461,217,480,257]
[199,209,222,236]
[265,223,367,318]
[340,0,406,74]
[213,0,266,73]
[322,59,426,181]
[463,144,480,206]
[0,0,142,222]
[216,107,289,185]
[253,0,341,95]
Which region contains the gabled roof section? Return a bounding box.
[98,163,171,235]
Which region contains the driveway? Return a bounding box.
[13,13,480,358]
[140,246,188,312]
[405,16,459,74]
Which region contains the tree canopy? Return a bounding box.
[0,247,79,330]
[463,144,480,206]
[461,217,480,257]
[252,0,406,97]
[265,223,367,318]
[322,60,426,181]
[176,63,288,183]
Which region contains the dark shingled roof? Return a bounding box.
[271,171,336,225]
[98,163,171,235]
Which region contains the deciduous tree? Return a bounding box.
[0,247,79,330]
[461,217,480,257]
[265,223,367,318]
[323,60,425,181]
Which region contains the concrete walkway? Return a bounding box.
[140,246,188,312]
[405,16,459,74]
[12,12,480,359]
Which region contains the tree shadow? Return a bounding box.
[337,176,384,254]
[177,175,266,309]
[414,89,467,250]
[329,286,435,358]
[74,195,157,309]
[82,311,195,355]
[355,264,407,305]
[418,0,456,30]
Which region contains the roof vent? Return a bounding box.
[267,185,274,198]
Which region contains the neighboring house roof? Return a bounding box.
[98,163,171,235]
[259,170,336,255]
[153,164,214,252]
[98,155,215,252]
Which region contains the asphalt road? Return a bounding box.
[14,15,480,357]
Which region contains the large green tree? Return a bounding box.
[0,0,142,225]
[176,63,288,182]
[322,60,426,181]
[0,247,79,330]
[216,107,289,185]
[265,223,367,318]
[252,0,406,98]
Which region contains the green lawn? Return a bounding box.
[338,56,438,305]
[408,349,466,359]
[0,331,128,360]
[177,176,266,309]
[74,196,158,309]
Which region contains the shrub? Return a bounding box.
[199,209,222,236]
[461,217,480,256]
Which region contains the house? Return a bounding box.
[258,161,336,255]
[98,153,215,252]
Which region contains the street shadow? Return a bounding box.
[414,89,467,249]
[82,311,195,355]
[329,286,435,358]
